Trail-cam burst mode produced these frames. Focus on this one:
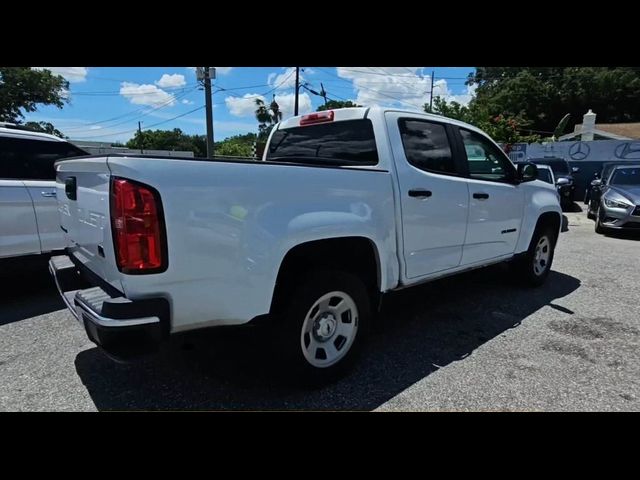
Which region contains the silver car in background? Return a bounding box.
[591,165,640,234]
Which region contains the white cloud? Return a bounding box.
[336,67,477,110]
[225,93,265,117]
[272,92,312,117]
[119,82,175,107]
[447,83,477,106]
[336,67,428,110]
[225,92,312,119]
[156,73,186,88]
[35,67,88,83]
[268,67,301,90]
[181,99,194,105]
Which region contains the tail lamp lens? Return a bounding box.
[110,178,165,273]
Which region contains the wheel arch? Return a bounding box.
[270,236,383,315]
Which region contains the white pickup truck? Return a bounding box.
[50,107,562,382]
[0,126,87,260]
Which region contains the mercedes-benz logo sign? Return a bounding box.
[569,142,590,160]
[614,142,640,160]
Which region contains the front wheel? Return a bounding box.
[274,270,371,384]
[512,227,556,287]
[595,205,607,234]
[587,200,596,220]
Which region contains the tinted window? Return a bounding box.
[537,168,553,184]
[533,159,569,175]
[398,119,456,174]
[460,129,515,182]
[0,137,87,180]
[610,168,640,186]
[266,119,378,166]
[602,164,620,184]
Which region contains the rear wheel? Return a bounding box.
[512,226,556,287]
[274,270,371,384]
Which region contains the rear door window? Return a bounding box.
[266,119,378,166]
[398,118,458,175]
[0,137,88,180]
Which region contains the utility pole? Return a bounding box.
[320,82,328,107]
[429,70,435,111]
[138,121,144,154]
[203,67,215,158]
[294,66,300,116]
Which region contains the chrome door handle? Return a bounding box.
[41,191,57,198]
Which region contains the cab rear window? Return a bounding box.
[266,119,378,166]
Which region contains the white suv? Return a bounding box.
[0,125,87,259]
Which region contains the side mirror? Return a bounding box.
[556,177,570,186]
[591,179,602,187]
[572,166,580,173]
[517,162,538,183]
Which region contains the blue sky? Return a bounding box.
[26,67,476,144]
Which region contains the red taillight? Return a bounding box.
[299,110,334,126]
[110,178,166,273]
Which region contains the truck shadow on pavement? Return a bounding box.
[0,256,64,327]
[74,265,581,411]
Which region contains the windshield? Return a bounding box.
[537,168,553,184]
[534,159,569,175]
[610,167,640,186]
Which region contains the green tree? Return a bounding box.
[0,67,69,122]
[22,121,67,138]
[255,97,282,141]
[214,133,257,157]
[125,128,207,156]
[467,67,640,133]
[316,100,361,111]
[424,97,474,123]
[423,96,539,144]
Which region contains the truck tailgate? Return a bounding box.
[55,156,124,293]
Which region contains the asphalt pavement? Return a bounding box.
[1,209,638,411]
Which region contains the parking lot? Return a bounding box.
[1,209,638,411]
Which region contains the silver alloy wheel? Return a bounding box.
[300,291,359,368]
[533,235,551,276]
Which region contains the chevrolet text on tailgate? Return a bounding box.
[50,107,562,383]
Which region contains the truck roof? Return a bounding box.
[276,106,491,138]
[0,126,67,142]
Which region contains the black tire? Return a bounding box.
[512,226,556,287]
[595,205,606,234]
[586,201,596,220]
[273,270,371,385]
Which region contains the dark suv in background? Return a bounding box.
[528,157,578,208]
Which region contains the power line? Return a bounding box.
[329,67,577,82]
[316,67,425,110]
[69,83,200,96]
[215,83,272,92]
[62,88,198,132]
[70,105,206,140]
[215,70,297,104]
[67,69,294,141]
